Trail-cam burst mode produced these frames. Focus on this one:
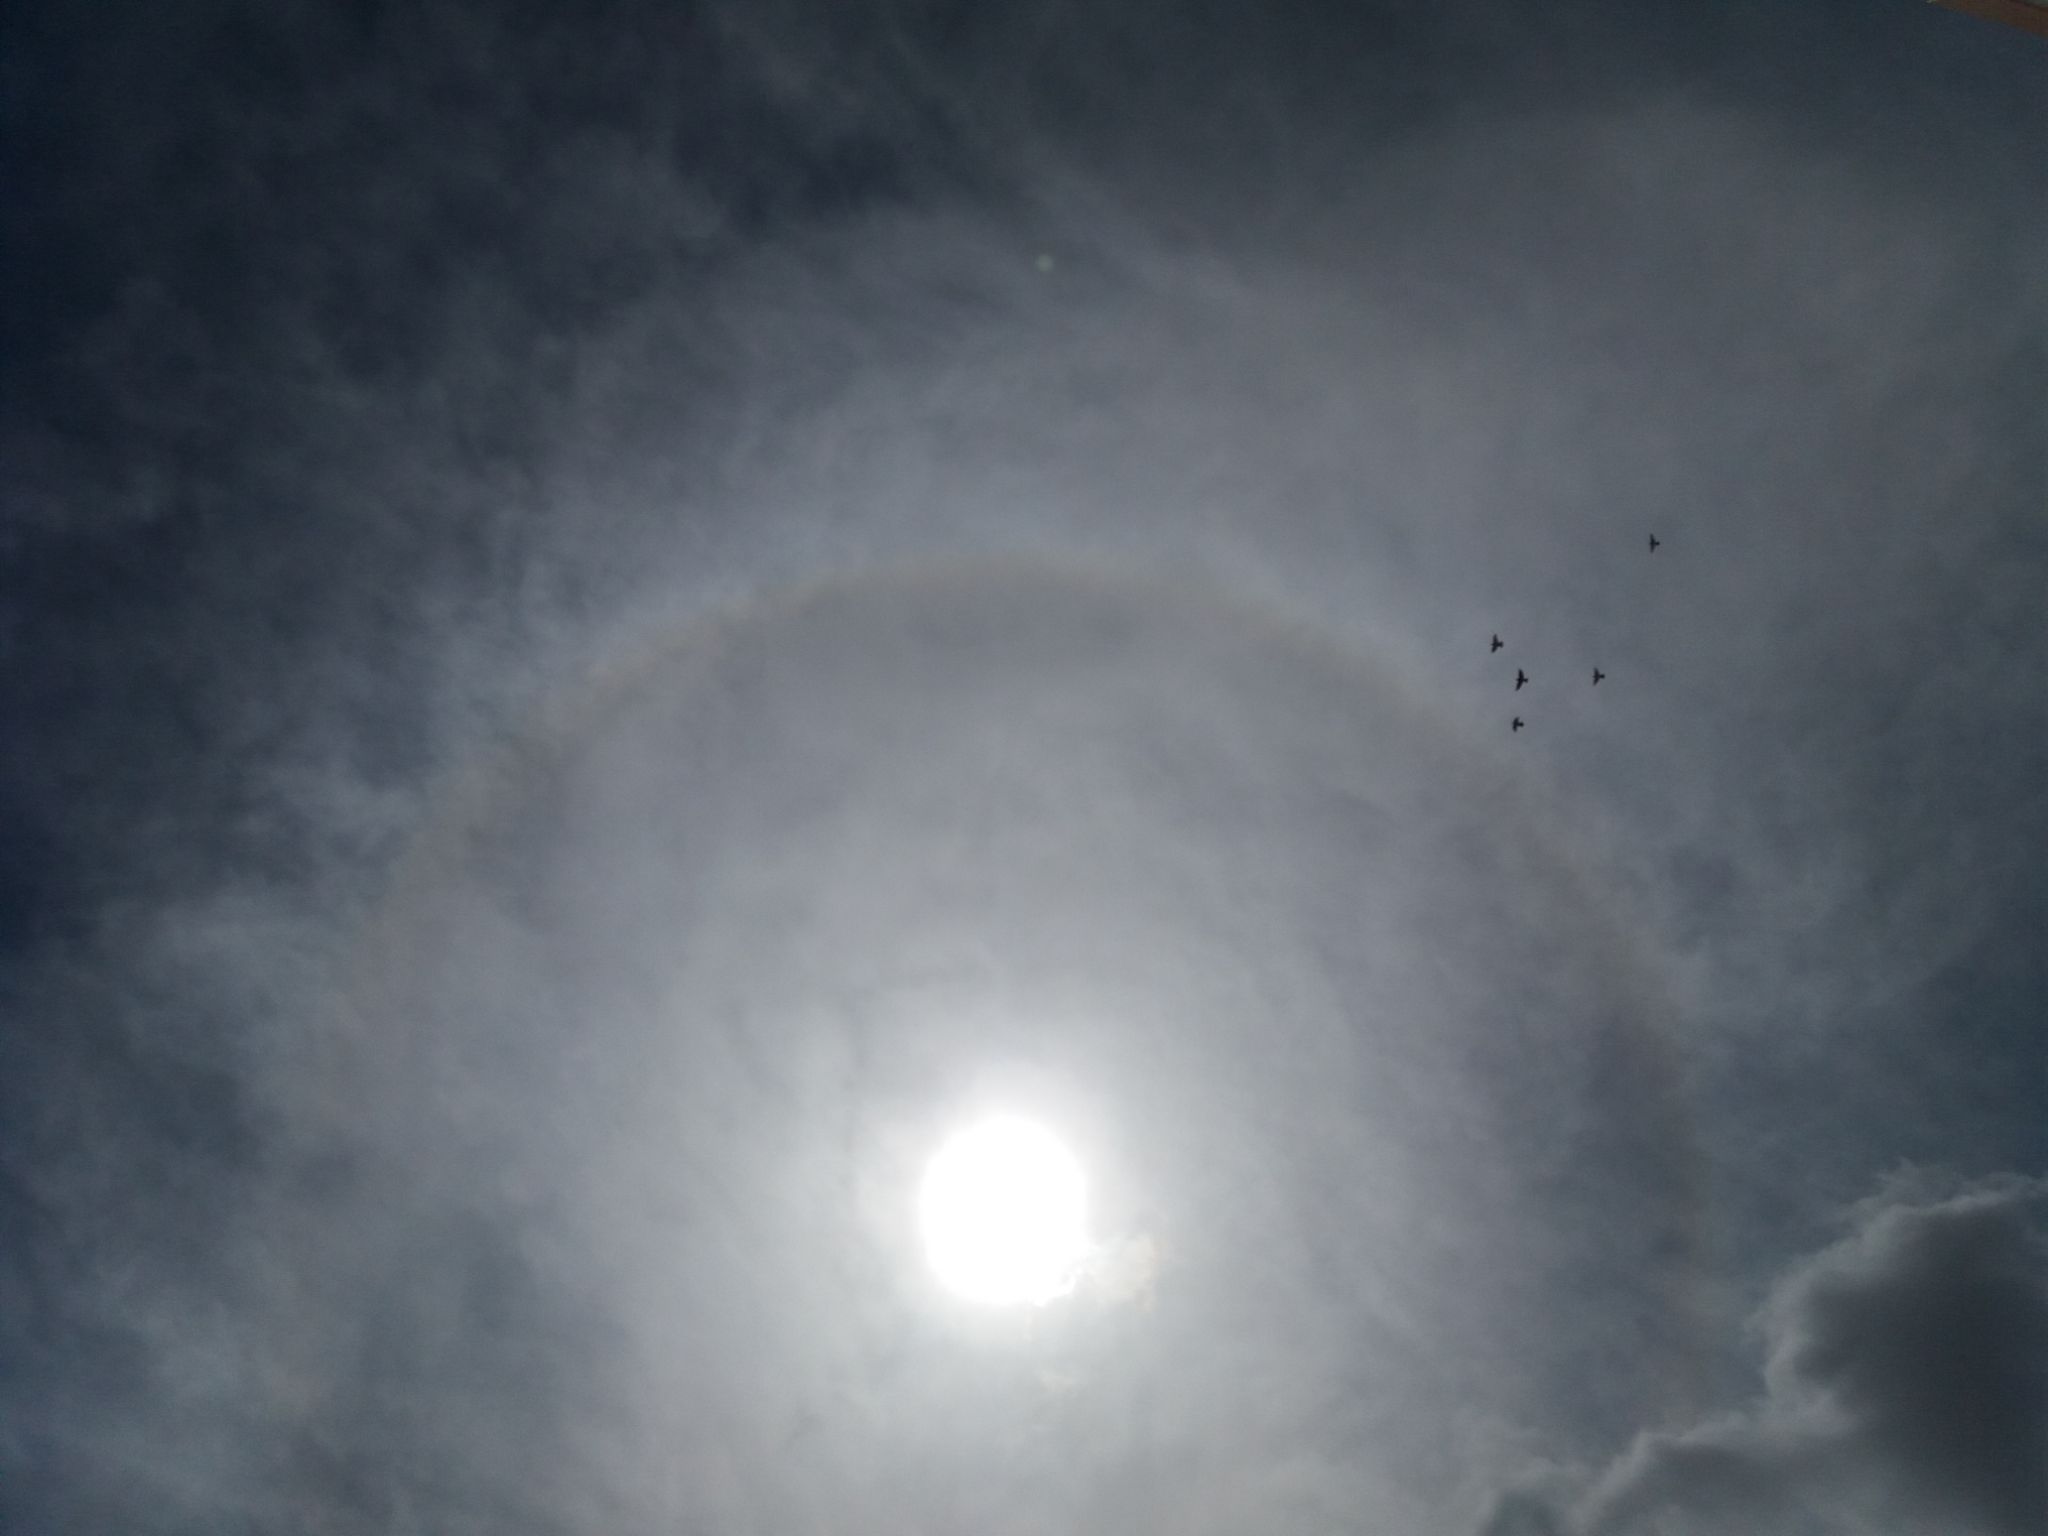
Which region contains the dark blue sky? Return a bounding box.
[3,3,2042,1532]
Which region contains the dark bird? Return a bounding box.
[1648,534,1661,552]
[1511,716,1525,732]
[1592,668,1605,685]
[1515,669,1528,690]
[1490,634,1504,653]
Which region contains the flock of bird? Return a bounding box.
[1496,533,1659,733]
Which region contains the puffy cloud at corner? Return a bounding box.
[1479,1172,2048,1536]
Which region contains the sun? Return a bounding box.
[919,1115,1088,1307]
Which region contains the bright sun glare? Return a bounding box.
[919,1115,1088,1307]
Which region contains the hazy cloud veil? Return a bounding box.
[1,2,2041,1533]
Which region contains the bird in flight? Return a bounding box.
[1592,667,1605,685]
[1648,534,1661,552]
[1490,634,1504,653]
[1515,669,1528,691]
[1511,716,1525,732]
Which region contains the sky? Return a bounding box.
[1,1,2043,1532]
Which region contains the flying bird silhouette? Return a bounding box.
[1515,669,1528,691]
[1490,633,1504,653]
[1511,716,1525,732]
[1592,668,1605,685]
[1648,534,1661,552]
